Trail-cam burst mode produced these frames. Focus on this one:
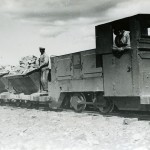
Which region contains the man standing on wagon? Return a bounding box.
[39,47,49,93]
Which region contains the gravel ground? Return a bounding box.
[0,106,150,150]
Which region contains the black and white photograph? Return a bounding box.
[0,0,150,149]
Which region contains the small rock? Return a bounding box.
[132,133,144,142]
[31,116,36,119]
[123,118,138,125]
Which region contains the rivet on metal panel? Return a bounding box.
[127,66,131,72]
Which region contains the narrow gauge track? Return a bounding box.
[104,111,150,121]
[62,109,150,121]
[0,101,150,121]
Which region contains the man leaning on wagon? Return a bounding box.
[113,29,131,58]
[39,47,49,94]
[114,29,131,50]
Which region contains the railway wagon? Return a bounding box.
[0,70,50,107]
[49,49,104,112]
[49,14,150,113]
[0,74,8,93]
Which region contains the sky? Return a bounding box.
[0,0,150,65]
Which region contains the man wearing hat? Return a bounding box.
[114,29,130,49]
[39,47,49,93]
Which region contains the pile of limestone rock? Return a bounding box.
[0,55,39,75]
[0,66,9,76]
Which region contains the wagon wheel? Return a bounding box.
[97,99,114,114]
[70,93,86,113]
[0,99,4,105]
[34,102,39,110]
[48,102,52,110]
[26,101,33,109]
[16,100,21,107]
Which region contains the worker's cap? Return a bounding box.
[39,47,45,51]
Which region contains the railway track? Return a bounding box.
[104,111,150,121]
[1,102,150,121]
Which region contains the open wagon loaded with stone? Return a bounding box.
[0,55,50,107]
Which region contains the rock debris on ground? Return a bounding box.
[0,106,150,150]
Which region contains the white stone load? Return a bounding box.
[0,55,39,75]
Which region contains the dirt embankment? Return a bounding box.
[0,106,149,150]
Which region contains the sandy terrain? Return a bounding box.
[0,106,149,150]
